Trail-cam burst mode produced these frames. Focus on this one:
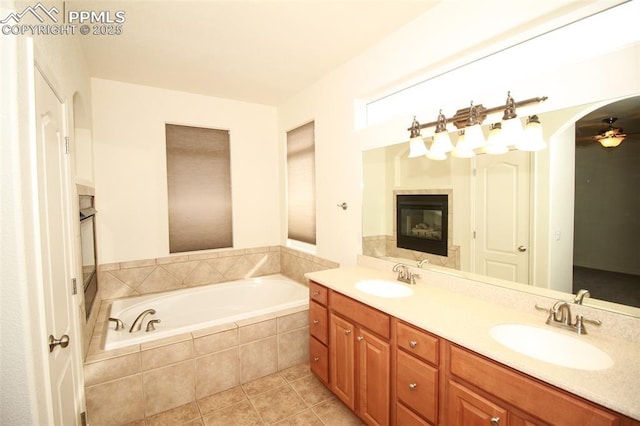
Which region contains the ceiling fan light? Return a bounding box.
[599,135,625,148]
[517,115,546,151]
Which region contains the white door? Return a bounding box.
[474,150,531,284]
[35,68,82,425]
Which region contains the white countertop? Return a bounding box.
[305,265,640,421]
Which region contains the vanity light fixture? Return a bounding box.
[451,129,475,158]
[408,116,429,158]
[595,117,626,148]
[427,110,453,160]
[516,115,547,151]
[406,92,548,159]
[484,123,509,155]
[501,91,524,145]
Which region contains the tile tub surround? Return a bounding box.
[84,303,311,425]
[97,246,338,301]
[85,245,338,357]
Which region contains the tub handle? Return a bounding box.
[108,317,125,331]
[146,319,161,332]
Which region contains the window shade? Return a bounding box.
[166,124,232,253]
[287,122,316,245]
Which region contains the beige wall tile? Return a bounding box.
[183,262,225,287]
[110,266,156,289]
[238,318,276,344]
[156,254,190,265]
[193,327,238,356]
[86,374,144,426]
[120,258,157,269]
[277,310,309,333]
[160,261,200,282]
[137,267,182,294]
[195,348,240,399]
[141,339,194,371]
[278,328,309,370]
[99,272,135,300]
[140,332,192,351]
[84,353,140,387]
[240,336,277,383]
[143,360,195,417]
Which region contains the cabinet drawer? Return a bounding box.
[330,291,390,339]
[309,281,328,306]
[448,344,621,426]
[309,301,328,344]
[396,350,438,424]
[310,336,329,385]
[396,320,439,366]
[396,402,431,426]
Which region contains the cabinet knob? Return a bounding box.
[357,336,364,342]
[312,291,320,297]
[409,340,418,348]
[490,417,500,426]
[312,319,319,324]
[409,383,418,391]
[345,329,351,335]
[313,356,320,362]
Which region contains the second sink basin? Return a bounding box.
[490,324,613,370]
[355,280,414,298]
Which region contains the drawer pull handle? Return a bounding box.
[409,340,418,348]
[312,291,320,297]
[409,383,418,391]
[490,417,500,426]
[357,336,364,342]
[313,319,319,324]
[345,329,351,335]
[313,356,320,362]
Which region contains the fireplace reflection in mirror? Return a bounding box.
[396,194,448,256]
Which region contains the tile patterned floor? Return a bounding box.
[127,363,364,425]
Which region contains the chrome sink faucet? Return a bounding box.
[392,263,420,285]
[129,309,156,333]
[574,289,591,305]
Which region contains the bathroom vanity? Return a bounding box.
[306,265,640,426]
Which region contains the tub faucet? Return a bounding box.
[129,309,156,333]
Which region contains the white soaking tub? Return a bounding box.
[103,274,308,350]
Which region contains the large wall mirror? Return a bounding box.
[362,94,640,317]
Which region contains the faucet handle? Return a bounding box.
[108,317,125,331]
[575,315,602,335]
[146,319,161,332]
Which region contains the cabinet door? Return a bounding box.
[330,313,355,410]
[396,350,438,424]
[310,336,329,385]
[448,380,509,426]
[357,327,390,426]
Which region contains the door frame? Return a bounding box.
[28,42,86,424]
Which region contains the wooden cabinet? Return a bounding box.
[394,320,440,426]
[329,291,391,426]
[445,342,635,426]
[309,281,329,385]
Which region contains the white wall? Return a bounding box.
[92,79,279,264]
[279,0,638,267]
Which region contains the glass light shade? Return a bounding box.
[464,124,486,149]
[408,136,428,158]
[501,117,523,146]
[485,123,509,155]
[516,116,546,151]
[426,150,447,160]
[451,131,475,158]
[598,135,625,148]
[431,130,454,154]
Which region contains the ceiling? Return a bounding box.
[73,1,437,106]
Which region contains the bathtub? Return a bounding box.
[103,274,309,350]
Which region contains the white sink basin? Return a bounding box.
[355,280,414,298]
[490,324,613,370]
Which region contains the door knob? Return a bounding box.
[49,334,70,352]
[490,417,500,425]
[518,245,527,252]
